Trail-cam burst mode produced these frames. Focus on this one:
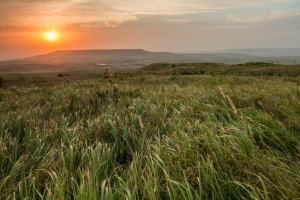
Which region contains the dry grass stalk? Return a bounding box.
[226,95,237,114]
[218,86,237,114]
[138,115,144,129]
[218,86,226,99]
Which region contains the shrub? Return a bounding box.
[169,75,178,81]
[180,70,193,75]
[58,74,64,77]
[267,72,274,76]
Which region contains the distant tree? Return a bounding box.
[58,74,64,77]
[0,75,3,87]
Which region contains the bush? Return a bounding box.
[58,74,64,77]
[0,75,3,87]
[169,75,178,81]
[267,71,274,76]
[180,70,193,75]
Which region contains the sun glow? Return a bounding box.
[46,31,56,41]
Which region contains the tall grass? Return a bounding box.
[0,75,300,199]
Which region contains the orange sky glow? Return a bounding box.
[0,0,299,60]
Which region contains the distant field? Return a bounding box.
[0,64,300,199]
[2,62,300,84]
[0,64,141,86]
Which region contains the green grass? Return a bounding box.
[0,73,300,199]
[134,62,300,78]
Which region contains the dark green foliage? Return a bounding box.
[180,70,193,75]
[0,75,2,87]
[169,75,178,81]
[135,62,300,77]
[244,62,273,66]
[267,71,274,76]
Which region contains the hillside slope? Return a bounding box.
[1,49,300,73]
[133,62,300,77]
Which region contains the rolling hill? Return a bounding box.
[0,49,299,73]
[216,48,300,57]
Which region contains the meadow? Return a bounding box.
[0,64,300,199]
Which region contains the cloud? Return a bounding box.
[0,0,297,27]
[227,9,300,23]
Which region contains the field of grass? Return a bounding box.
[134,62,300,77]
[0,67,300,199]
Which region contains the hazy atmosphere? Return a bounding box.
[1,0,300,60]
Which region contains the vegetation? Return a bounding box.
[0,75,2,87]
[135,62,300,77]
[0,63,300,199]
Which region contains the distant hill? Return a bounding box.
[26,49,159,64]
[216,48,300,57]
[0,49,299,73]
[20,49,257,64]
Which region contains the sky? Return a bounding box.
[0,0,300,60]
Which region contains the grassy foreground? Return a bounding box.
[0,75,300,199]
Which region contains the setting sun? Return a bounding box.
[46,32,56,40]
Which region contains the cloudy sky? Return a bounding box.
[0,0,299,60]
